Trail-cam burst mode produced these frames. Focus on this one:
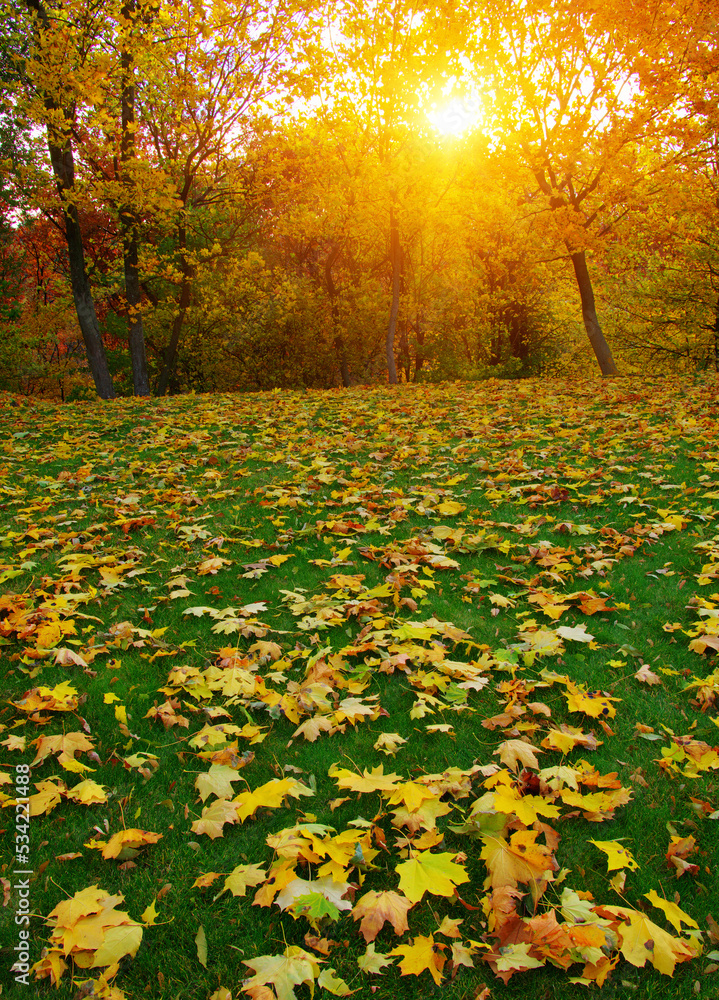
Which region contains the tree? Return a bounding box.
[312,0,459,383]
[19,0,117,397]
[132,0,319,396]
[460,0,689,375]
[596,147,719,372]
[117,0,151,394]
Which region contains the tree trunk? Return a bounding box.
[386,206,400,385]
[414,310,425,379]
[334,335,350,388]
[63,205,116,399]
[156,225,191,396]
[325,246,349,387]
[123,232,150,395]
[24,0,115,399]
[399,318,411,381]
[571,250,618,376]
[121,4,150,396]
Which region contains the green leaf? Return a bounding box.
[196,925,207,968]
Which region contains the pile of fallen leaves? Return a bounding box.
[1,379,718,998]
[32,885,143,987]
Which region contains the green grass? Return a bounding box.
[0,377,718,1000]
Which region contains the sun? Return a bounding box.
[428,95,483,137]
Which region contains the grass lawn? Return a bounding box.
[0,376,718,1000]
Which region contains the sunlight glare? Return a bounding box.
[428,95,483,137]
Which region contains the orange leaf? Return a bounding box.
[351,890,413,943]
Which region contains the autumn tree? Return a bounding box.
[131,0,320,396]
[596,148,719,372]
[459,0,690,376]
[17,0,117,397]
[116,0,152,395]
[312,0,460,384]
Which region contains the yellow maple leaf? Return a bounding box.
[386,781,436,813]
[65,780,108,806]
[47,886,111,928]
[32,732,94,766]
[373,732,407,755]
[92,829,162,860]
[634,664,662,685]
[275,875,352,913]
[489,593,516,608]
[36,618,77,649]
[252,860,297,908]
[195,764,244,802]
[606,906,695,975]
[267,554,293,567]
[564,685,619,719]
[30,948,67,986]
[493,739,542,771]
[644,890,698,933]
[437,500,465,515]
[390,796,452,834]
[541,602,571,620]
[357,942,396,974]
[140,900,159,925]
[98,566,126,589]
[480,830,557,889]
[389,933,446,985]
[197,556,232,575]
[328,763,402,794]
[555,624,595,643]
[494,941,544,973]
[395,851,469,903]
[292,716,334,742]
[14,682,79,713]
[493,785,561,825]
[59,752,96,774]
[29,779,66,817]
[589,839,639,872]
[91,923,143,968]
[242,946,321,1000]
[561,786,633,820]
[192,872,222,889]
[233,777,313,823]
[37,886,142,983]
[316,967,354,995]
[541,729,580,754]
[63,911,122,954]
[191,797,242,839]
[221,863,267,898]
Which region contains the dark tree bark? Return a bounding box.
[398,318,411,381]
[121,0,150,396]
[413,310,426,379]
[156,224,192,396]
[571,250,619,376]
[386,205,400,385]
[24,0,116,399]
[530,161,619,377]
[123,232,150,394]
[507,301,529,360]
[324,245,349,387]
